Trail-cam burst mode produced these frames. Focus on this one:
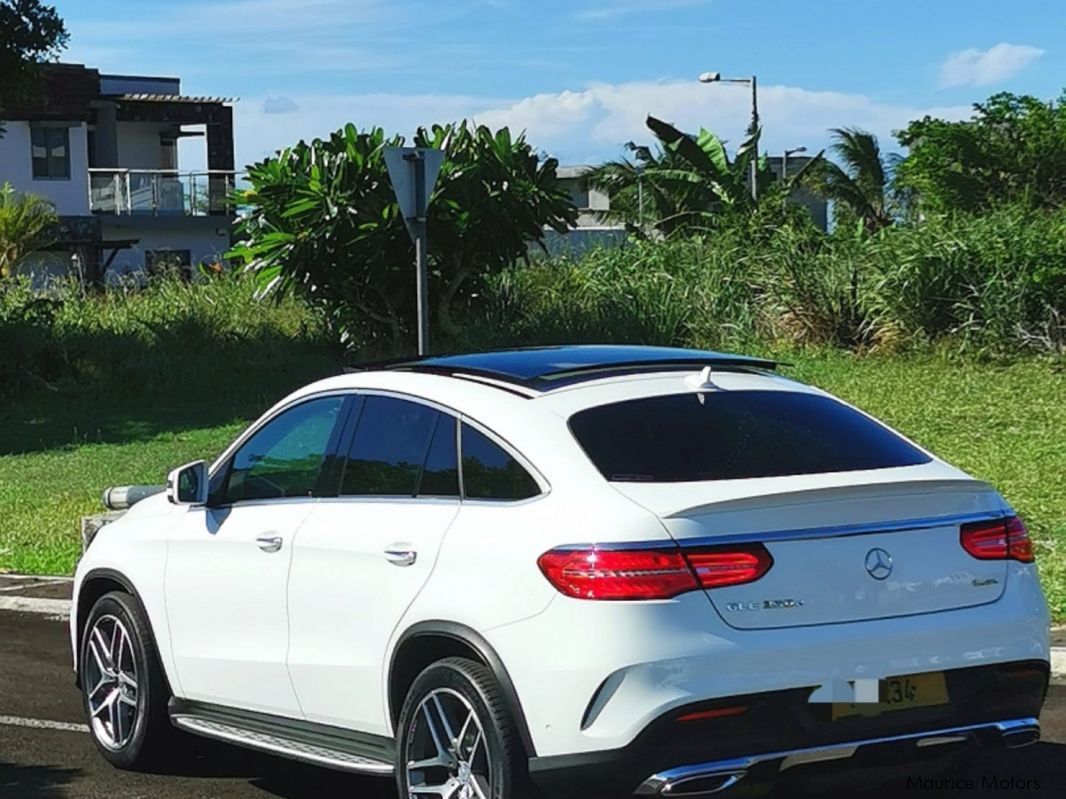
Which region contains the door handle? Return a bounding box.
[256,534,283,553]
[384,548,418,567]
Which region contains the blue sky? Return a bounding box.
[60,0,1063,170]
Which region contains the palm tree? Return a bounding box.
[810,128,894,233]
[0,182,57,277]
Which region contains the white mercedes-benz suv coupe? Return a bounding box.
[71,345,1050,798]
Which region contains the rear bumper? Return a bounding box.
[634,717,1039,796]
[528,660,1048,798]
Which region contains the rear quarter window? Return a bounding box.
[569,390,931,483]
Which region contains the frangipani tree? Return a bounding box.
[229,123,576,354]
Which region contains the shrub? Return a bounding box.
[0,272,336,404]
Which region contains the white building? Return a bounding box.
[0,63,237,282]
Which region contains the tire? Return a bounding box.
[396,657,532,799]
[79,590,173,770]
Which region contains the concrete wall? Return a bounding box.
[0,120,90,214]
[115,122,172,169]
[99,217,231,278]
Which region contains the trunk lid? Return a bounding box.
[614,468,1010,629]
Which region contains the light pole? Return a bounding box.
[782,146,807,180]
[635,163,645,228]
[699,71,759,201]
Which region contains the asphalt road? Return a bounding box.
[1,609,1064,799]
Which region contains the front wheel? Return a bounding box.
[396,657,530,799]
[80,590,172,769]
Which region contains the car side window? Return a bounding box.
[224,396,346,503]
[339,396,458,498]
[460,423,540,501]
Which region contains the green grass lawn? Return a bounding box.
[1,351,1063,618]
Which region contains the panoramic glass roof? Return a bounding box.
[382,345,777,389]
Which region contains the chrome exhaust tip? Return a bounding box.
[1001,725,1040,749]
[658,771,747,796]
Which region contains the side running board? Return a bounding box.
[168,698,395,776]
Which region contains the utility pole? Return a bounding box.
[749,75,758,202]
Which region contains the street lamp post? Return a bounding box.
[782,146,807,180]
[698,71,759,201]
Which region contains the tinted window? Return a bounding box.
[569,391,931,483]
[225,396,345,502]
[461,424,540,501]
[340,396,452,497]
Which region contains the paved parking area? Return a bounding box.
[1,607,1064,798]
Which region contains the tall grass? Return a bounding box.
[479,205,1066,356]
[0,272,337,403]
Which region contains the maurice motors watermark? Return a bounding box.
[906,775,1043,792]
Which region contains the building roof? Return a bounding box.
[104,93,238,104]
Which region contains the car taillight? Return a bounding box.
[960,515,1034,563]
[686,547,774,589]
[537,544,773,601]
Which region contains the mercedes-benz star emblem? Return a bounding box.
[865,548,893,580]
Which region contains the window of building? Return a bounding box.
[31,126,71,180]
[460,424,540,501]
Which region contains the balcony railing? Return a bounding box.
[88,169,239,216]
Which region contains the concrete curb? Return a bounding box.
[0,595,71,617]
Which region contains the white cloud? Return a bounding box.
[938,43,1045,88]
[575,0,708,20]
[214,79,971,171]
[262,96,299,114]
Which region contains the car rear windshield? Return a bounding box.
[569,390,931,483]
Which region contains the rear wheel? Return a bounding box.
[80,590,172,769]
[396,657,529,799]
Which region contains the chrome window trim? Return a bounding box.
[207,386,550,505]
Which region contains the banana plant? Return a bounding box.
[589,116,823,234]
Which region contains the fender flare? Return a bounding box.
[388,620,537,757]
[76,567,171,692]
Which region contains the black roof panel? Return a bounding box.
[377,345,777,391]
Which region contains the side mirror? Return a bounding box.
[166,460,208,506]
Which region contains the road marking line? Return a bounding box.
[0,579,70,593]
[0,715,87,733]
[0,596,72,616]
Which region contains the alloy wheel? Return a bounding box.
[405,688,492,799]
[84,614,139,750]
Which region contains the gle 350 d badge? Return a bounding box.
[725,598,805,612]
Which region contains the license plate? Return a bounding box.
[832,672,949,720]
